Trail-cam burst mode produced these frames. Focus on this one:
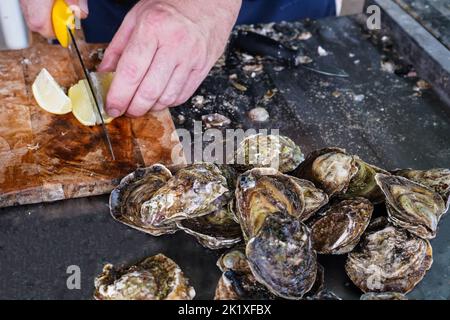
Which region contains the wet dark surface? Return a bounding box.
[0,15,449,300]
[394,0,450,50]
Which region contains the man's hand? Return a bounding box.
[98,0,242,117]
[20,0,89,38]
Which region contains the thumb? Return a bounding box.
[66,0,89,19]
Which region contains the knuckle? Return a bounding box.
[141,3,172,27]
[158,93,177,106]
[119,63,141,84]
[137,86,160,103]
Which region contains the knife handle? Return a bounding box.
[52,0,75,48]
[231,30,297,66]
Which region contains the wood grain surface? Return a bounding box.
[0,35,184,208]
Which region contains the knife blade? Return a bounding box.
[231,31,349,78]
[67,28,116,160]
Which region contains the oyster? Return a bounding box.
[176,204,242,250]
[141,163,231,228]
[235,168,306,239]
[294,148,358,196]
[310,198,373,254]
[214,248,276,300]
[290,177,329,220]
[393,168,450,210]
[345,222,433,294]
[246,212,318,299]
[235,134,304,173]
[94,254,195,300]
[109,164,177,236]
[375,173,446,239]
[360,292,407,300]
[305,290,342,300]
[343,159,389,203]
[304,263,325,298]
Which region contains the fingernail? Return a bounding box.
[107,108,121,117]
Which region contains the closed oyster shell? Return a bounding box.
[290,177,329,220]
[176,204,242,250]
[141,163,231,228]
[235,168,306,239]
[235,134,304,173]
[214,248,276,300]
[360,292,407,300]
[294,148,358,196]
[310,198,373,254]
[94,254,195,300]
[109,164,177,236]
[375,173,446,239]
[393,168,450,210]
[246,212,318,299]
[343,159,389,203]
[345,223,433,294]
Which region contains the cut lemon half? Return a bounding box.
[69,72,115,126]
[32,68,72,115]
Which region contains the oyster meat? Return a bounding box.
[109,164,177,236]
[294,148,358,196]
[176,203,242,250]
[235,168,305,239]
[360,292,407,300]
[345,222,433,294]
[94,254,195,300]
[393,168,450,210]
[246,212,318,299]
[310,198,373,254]
[290,177,329,220]
[235,134,304,173]
[141,163,231,228]
[375,173,446,239]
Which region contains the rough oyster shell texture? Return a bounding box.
[360,292,407,300]
[375,173,446,239]
[290,177,329,220]
[94,254,195,300]
[345,223,433,294]
[246,212,318,299]
[235,167,306,240]
[235,134,304,173]
[310,198,373,254]
[141,163,231,228]
[109,164,177,236]
[294,148,358,196]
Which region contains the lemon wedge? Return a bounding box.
[32,68,72,114]
[69,72,115,126]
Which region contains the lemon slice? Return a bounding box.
[32,68,72,114]
[69,72,115,126]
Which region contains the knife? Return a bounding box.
[52,0,116,160]
[231,30,349,78]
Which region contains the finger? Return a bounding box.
[98,11,136,72]
[21,0,55,38]
[66,0,89,19]
[126,48,178,117]
[105,32,158,117]
[152,64,192,111]
[176,68,210,105]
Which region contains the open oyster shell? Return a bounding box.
[109,164,178,236]
[345,222,433,294]
[94,254,195,300]
[375,173,446,239]
[360,292,407,300]
[235,167,306,239]
[141,163,231,228]
[214,248,276,300]
[294,148,358,196]
[290,177,329,220]
[392,168,450,211]
[310,198,373,254]
[235,134,304,173]
[246,212,318,300]
[176,203,242,250]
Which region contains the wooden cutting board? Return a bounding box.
[0,36,185,208]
